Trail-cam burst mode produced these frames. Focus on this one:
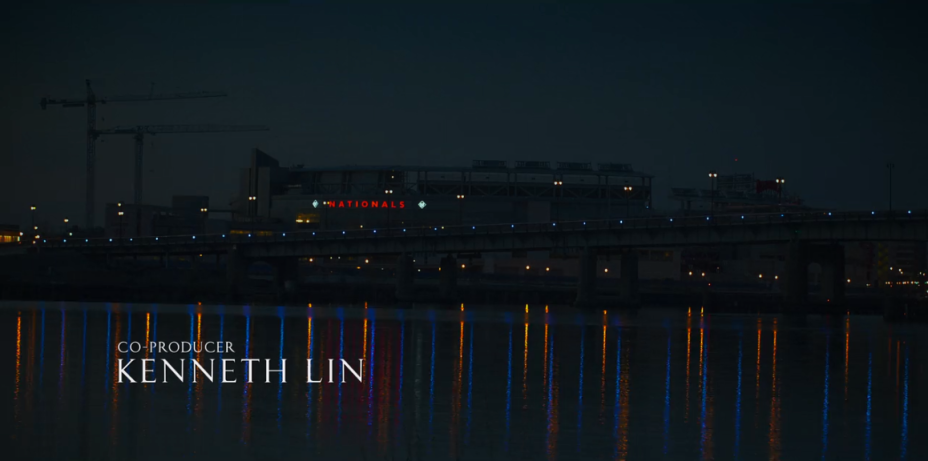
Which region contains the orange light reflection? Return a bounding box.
[523,323,529,409]
[601,325,607,424]
[685,312,692,422]
[768,323,780,461]
[14,314,21,428]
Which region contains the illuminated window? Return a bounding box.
[295,212,320,223]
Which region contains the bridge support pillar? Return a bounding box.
[439,254,457,300]
[619,249,639,306]
[819,244,846,305]
[784,240,809,309]
[395,253,415,301]
[575,247,597,307]
[882,294,908,322]
[785,241,847,310]
[272,257,300,303]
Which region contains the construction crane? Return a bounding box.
[93,124,270,205]
[41,79,228,228]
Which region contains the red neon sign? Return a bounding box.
[327,200,405,209]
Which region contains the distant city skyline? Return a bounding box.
[2,3,925,227]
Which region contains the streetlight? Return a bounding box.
[200,207,209,233]
[116,202,125,238]
[382,190,396,231]
[456,194,465,224]
[623,186,633,217]
[775,177,786,208]
[553,180,563,222]
[29,205,36,237]
[247,195,257,218]
[708,171,718,215]
[248,195,256,219]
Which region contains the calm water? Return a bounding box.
[0,301,923,460]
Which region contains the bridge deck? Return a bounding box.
[30,210,928,259]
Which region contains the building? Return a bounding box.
[233,149,655,230]
[669,172,813,285]
[0,225,21,244]
[872,242,927,284]
[670,173,801,214]
[103,197,229,238]
[229,150,685,279]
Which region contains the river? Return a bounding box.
[0,301,922,460]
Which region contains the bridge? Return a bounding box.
[29,210,928,307]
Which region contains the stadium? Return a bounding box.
[229,149,677,279]
[232,149,655,230]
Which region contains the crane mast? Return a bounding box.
[41,80,228,228]
[86,80,96,230]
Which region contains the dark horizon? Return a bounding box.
[2,2,926,227]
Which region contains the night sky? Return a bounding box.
[2,2,925,227]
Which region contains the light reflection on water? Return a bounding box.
[663,328,672,455]
[901,344,910,461]
[733,331,742,460]
[821,331,830,461]
[1,301,925,460]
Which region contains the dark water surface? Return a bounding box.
[0,301,924,460]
